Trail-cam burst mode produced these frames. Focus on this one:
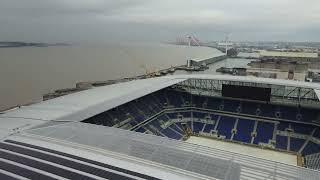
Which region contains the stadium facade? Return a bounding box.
[1,74,320,180]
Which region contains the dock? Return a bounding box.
[188,54,227,66]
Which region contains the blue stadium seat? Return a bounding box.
[291,123,314,135]
[193,122,205,133]
[203,124,214,133]
[313,128,320,139]
[165,113,177,119]
[276,135,288,150]
[157,115,170,123]
[193,112,205,118]
[129,120,139,127]
[280,106,298,120]
[149,120,162,129]
[135,127,146,133]
[290,138,305,152]
[192,95,206,108]
[217,116,235,139]
[210,114,220,121]
[166,90,183,107]
[170,124,184,134]
[302,141,320,155]
[135,100,153,116]
[126,104,145,123]
[181,112,191,118]
[154,91,167,106]
[206,98,220,110]
[241,102,258,115]
[145,96,163,112]
[180,92,191,105]
[259,104,275,118]
[222,99,240,113]
[161,127,182,140]
[300,108,318,122]
[233,119,255,143]
[277,122,289,131]
[175,122,184,131]
[254,121,274,144]
[108,108,126,121]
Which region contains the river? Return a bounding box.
[1,43,231,110]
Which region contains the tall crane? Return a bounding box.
[186,34,201,47]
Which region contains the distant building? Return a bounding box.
[260,51,318,61]
[246,68,306,81]
[247,60,309,81]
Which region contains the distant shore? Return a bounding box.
[0,41,70,48]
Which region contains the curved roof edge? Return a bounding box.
[0,76,186,122]
[172,74,320,90]
[1,74,320,127]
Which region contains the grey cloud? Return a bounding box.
[0,0,319,42]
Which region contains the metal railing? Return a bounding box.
[306,153,320,170]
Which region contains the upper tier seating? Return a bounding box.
[82,89,320,155]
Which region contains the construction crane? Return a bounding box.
[186,34,201,47]
[217,33,233,55]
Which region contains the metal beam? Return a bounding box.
[177,78,319,106]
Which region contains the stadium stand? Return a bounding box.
[83,88,320,157]
[233,119,255,143]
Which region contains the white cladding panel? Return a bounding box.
[20,122,320,180]
[0,77,186,121]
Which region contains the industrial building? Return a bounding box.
[243,51,319,81]
[259,51,318,61]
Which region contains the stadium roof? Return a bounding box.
[175,74,320,90]
[1,74,319,140]
[1,74,320,179]
[1,74,320,125]
[0,76,186,122]
[1,122,319,180]
[260,51,318,58]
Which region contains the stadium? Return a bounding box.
[1,74,320,180]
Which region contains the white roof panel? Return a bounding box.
[0,130,9,140]
[4,134,197,180]
[0,117,45,131]
[0,76,186,121]
[0,117,48,140]
[15,122,320,180]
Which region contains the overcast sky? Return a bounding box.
[0,0,320,43]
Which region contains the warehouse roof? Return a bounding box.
[260,51,318,58]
